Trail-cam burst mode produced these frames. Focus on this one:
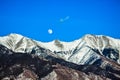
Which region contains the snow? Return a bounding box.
[0,33,120,64]
[40,39,81,52]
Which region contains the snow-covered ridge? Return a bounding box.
[1,33,120,52]
[0,33,82,52]
[0,33,120,64]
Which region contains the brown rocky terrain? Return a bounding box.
[0,44,120,80]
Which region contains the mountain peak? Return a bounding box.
[0,33,120,79]
[8,33,23,37]
[83,34,96,37]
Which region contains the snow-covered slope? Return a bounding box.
[0,33,120,65]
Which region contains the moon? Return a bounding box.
[48,29,53,34]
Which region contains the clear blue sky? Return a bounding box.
[0,0,120,41]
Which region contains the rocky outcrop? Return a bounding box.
[0,34,120,80]
[0,44,120,80]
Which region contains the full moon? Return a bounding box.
[48,29,53,34]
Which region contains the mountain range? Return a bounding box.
[0,33,120,80]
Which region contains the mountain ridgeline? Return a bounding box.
[0,33,120,80]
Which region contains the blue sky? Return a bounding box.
[0,0,120,41]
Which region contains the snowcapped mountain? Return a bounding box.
[0,33,120,80]
[0,33,120,64]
